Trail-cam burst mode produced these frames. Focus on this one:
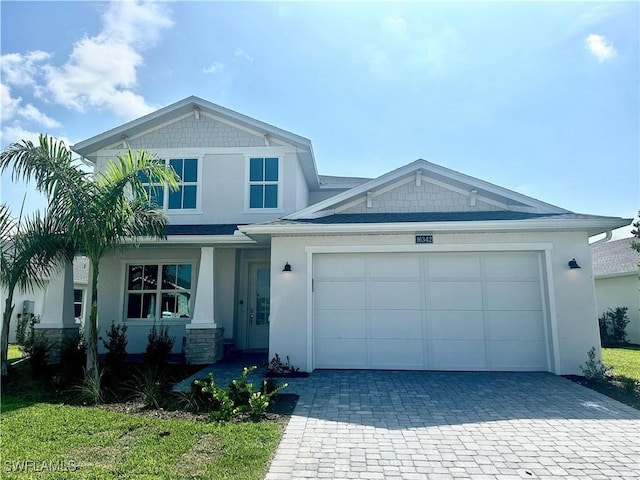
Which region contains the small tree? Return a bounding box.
[1,135,178,387]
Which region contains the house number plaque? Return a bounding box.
[415,235,433,244]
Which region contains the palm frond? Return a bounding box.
[0,135,87,201]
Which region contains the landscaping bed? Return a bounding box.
[565,344,640,410]
[2,360,297,479]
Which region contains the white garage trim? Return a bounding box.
[305,243,559,373]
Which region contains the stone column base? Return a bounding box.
[33,325,80,364]
[185,327,224,365]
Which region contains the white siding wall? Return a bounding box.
[94,148,309,225]
[595,275,640,344]
[269,230,600,375]
[1,285,47,343]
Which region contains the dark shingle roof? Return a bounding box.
[318,175,371,187]
[164,224,239,236]
[296,211,564,224]
[592,237,640,277]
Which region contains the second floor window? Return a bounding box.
[249,157,279,209]
[139,158,198,210]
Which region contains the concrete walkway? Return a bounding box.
[267,371,640,480]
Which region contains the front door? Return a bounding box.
[247,263,270,350]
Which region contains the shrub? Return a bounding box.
[228,366,257,407]
[144,323,174,368]
[24,333,52,380]
[102,321,128,371]
[60,332,86,383]
[599,307,630,346]
[74,368,107,405]
[194,368,288,422]
[581,347,613,382]
[16,314,40,350]
[126,368,167,409]
[194,373,235,422]
[267,353,300,374]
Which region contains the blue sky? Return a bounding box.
[1,1,638,236]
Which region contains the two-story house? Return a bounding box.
[63,96,628,375]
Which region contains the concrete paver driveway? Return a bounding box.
[266,371,639,480]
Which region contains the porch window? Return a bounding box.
[138,158,198,210]
[248,157,279,209]
[125,263,193,320]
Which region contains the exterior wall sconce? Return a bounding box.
[568,258,581,269]
[282,262,292,272]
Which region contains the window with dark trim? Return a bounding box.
[125,263,192,319]
[139,158,198,210]
[249,157,279,208]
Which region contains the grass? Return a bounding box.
[602,345,640,380]
[7,344,23,363]
[1,395,285,480]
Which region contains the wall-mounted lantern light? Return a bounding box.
[568,258,581,269]
[282,262,292,272]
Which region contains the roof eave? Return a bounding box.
[240,217,630,237]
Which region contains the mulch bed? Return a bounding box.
[97,393,299,423]
[564,375,640,410]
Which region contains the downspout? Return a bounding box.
[589,230,612,246]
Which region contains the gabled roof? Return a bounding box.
[71,96,320,189]
[286,159,570,220]
[592,237,640,277]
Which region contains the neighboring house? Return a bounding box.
[592,238,640,344]
[2,256,90,343]
[60,96,629,375]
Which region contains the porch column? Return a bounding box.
[34,260,80,364]
[185,247,224,364]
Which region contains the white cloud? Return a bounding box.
[0,50,51,87]
[585,34,617,63]
[203,62,224,74]
[40,0,173,119]
[1,83,60,129]
[1,83,21,121]
[0,125,43,145]
[20,104,61,128]
[235,48,254,62]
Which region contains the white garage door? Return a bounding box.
[313,252,549,371]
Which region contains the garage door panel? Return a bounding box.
[429,281,483,310]
[429,340,487,370]
[314,282,366,309]
[485,282,542,310]
[313,252,548,372]
[370,310,422,339]
[488,341,547,371]
[429,311,485,340]
[314,255,365,279]
[314,309,366,339]
[487,311,545,341]
[369,339,424,369]
[369,255,420,279]
[484,254,539,280]
[315,338,367,368]
[369,282,421,310]
[428,255,481,278]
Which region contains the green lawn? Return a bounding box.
[602,345,640,381]
[7,344,23,363]
[1,396,284,480]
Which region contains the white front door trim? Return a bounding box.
[305,242,559,373]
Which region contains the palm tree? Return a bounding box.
[0,203,72,376]
[0,135,178,383]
